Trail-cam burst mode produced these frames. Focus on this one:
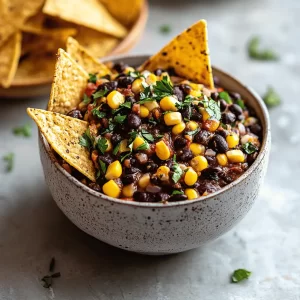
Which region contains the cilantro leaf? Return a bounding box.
[112,142,121,155]
[171,190,184,195]
[231,269,252,283]
[92,108,106,119]
[172,162,183,183]
[136,142,149,151]
[186,128,200,136]
[159,24,171,34]
[114,115,127,124]
[101,118,116,134]
[176,95,194,110]
[79,128,94,149]
[219,91,232,104]
[201,96,221,121]
[248,36,279,61]
[236,99,245,109]
[3,152,14,172]
[128,71,145,79]
[112,101,132,115]
[262,86,281,108]
[148,118,158,125]
[89,73,97,84]
[97,138,108,154]
[93,88,108,100]
[98,159,107,175]
[242,142,258,154]
[138,86,153,104]
[13,122,32,137]
[83,93,91,104]
[120,152,132,162]
[153,76,173,100]
[141,129,154,142]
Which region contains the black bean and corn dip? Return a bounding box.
[59,62,262,203]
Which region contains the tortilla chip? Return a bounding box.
[27,108,96,182]
[101,0,143,26]
[0,32,22,88]
[43,0,127,38]
[140,20,214,89]
[21,11,46,33]
[66,37,111,76]
[48,48,89,114]
[75,27,119,58]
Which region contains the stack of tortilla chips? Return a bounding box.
[0,0,144,88]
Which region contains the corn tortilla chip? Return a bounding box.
[43,0,127,38]
[48,48,89,114]
[141,20,214,89]
[75,27,119,58]
[0,32,22,88]
[66,37,111,76]
[27,108,96,182]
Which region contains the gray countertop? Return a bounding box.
[0,0,300,299]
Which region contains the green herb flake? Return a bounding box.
[13,122,32,137]
[202,96,221,121]
[92,108,106,119]
[120,152,131,162]
[159,24,171,34]
[102,118,116,134]
[112,142,121,155]
[242,142,258,154]
[138,86,154,104]
[236,99,245,109]
[148,118,158,125]
[153,76,173,100]
[136,142,149,151]
[248,36,279,61]
[219,91,232,104]
[186,128,200,136]
[172,190,184,195]
[99,159,107,175]
[3,152,14,172]
[176,95,195,110]
[141,129,154,142]
[114,115,127,124]
[231,269,252,283]
[172,162,183,183]
[97,138,108,154]
[92,88,108,100]
[79,128,94,149]
[83,93,91,104]
[262,86,281,108]
[128,71,145,79]
[112,101,132,114]
[88,73,97,84]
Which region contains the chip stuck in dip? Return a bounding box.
[28,20,262,203]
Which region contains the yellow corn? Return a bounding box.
[160,96,178,111]
[146,73,157,85]
[105,138,112,152]
[144,100,159,111]
[244,117,257,127]
[189,82,203,91]
[185,188,199,200]
[107,91,125,109]
[122,183,136,198]
[189,90,202,97]
[133,136,145,150]
[156,166,170,181]
[208,120,220,132]
[119,139,130,153]
[190,143,205,156]
[172,122,186,135]
[226,133,239,148]
[200,108,210,121]
[159,72,171,81]
[186,121,198,131]
[103,180,121,198]
[190,155,208,172]
[226,150,245,163]
[124,66,135,74]
[131,78,145,94]
[184,167,198,186]
[138,173,150,188]
[140,105,150,118]
[155,140,170,160]
[216,154,228,166]
[164,112,182,126]
[105,160,122,180]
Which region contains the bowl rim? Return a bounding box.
[40,54,271,208]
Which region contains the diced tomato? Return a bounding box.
[85,82,97,97]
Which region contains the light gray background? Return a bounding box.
[0,0,299,299]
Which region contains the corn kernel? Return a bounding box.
[216,154,228,166]
[133,136,145,150]
[184,167,198,186]
[119,139,130,153]
[226,133,239,148]
[107,91,125,109]
[189,82,203,91]
[155,140,170,160]
[105,138,112,152]
[186,121,198,131]
[172,122,186,135]
[189,90,202,97]
[226,150,245,163]
[132,78,145,94]
[200,108,210,121]
[190,155,208,172]
[164,112,182,126]
[146,73,157,85]
[138,173,150,188]
[190,143,205,156]
[103,180,121,198]
[160,72,171,81]
[105,160,122,180]
[244,117,257,127]
[205,119,220,132]
[140,105,149,118]
[156,166,170,181]
[122,183,136,198]
[144,100,159,111]
[124,66,135,74]
[185,188,199,200]
[160,96,178,111]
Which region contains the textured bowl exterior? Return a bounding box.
[39,55,271,255]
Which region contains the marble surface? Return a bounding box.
[0,0,300,299]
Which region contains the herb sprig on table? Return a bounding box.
[248,36,279,61]
[231,269,252,283]
[13,122,32,137]
[262,86,281,108]
[3,152,14,172]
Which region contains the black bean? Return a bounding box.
[173,86,184,101]
[174,136,187,149]
[249,124,262,135]
[211,92,219,100]
[133,191,151,202]
[125,167,141,174]
[215,129,228,138]
[154,68,164,76]
[125,95,135,103]
[247,152,258,165]
[178,149,193,162]
[96,81,118,93]
[229,92,241,100]
[113,62,127,73]
[196,180,221,195]
[178,84,192,96]
[118,76,134,88]
[201,167,221,181]
[221,112,236,124]
[122,173,138,185]
[190,110,202,121]
[155,193,170,202]
[208,135,229,153]
[98,155,113,165]
[205,156,216,165]
[167,67,177,76]
[168,194,188,202]
[67,109,83,119]
[150,175,159,185]
[146,162,158,172]
[111,134,122,146]
[229,104,243,116]
[220,99,228,111]
[88,183,101,192]
[128,113,141,129]
[194,130,212,146]
[180,107,191,120]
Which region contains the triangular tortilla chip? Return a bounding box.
[140,20,214,89]
[66,37,111,76]
[48,48,89,114]
[0,32,22,88]
[43,0,127,38]
[27,108,96,182]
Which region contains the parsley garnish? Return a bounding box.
[97,138,108,154]
[262,86,281,108]
[79,128,94,149]
[128,71,145,79]
[172,161,183,183]
[138,86,154,104]
[93,88,108,100]
[248,36,278,61]
[112,142,121,155]
[112,101,132,115]
[159,24,171,34]
[136,142,149,151]
[219,91,232,104]
[98,159,107,175]
[13,122,32,137]
[236,99,245,109]
[231,269,252,283]
[186,128,200,136]
[176,95,194,110]
[148,118,158,125]
[153,76,173,99]
[101,118,116,134]
[171,190,184,195]
[242,142,258,154]
[89,73,97,84]
[141,129,154,142]
[3,152,14,172]
[202,96,221,120]
[92,108,106,119]
[83,93,91,104]
[114,115,127,124]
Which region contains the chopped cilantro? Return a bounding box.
[92,88,108,99]
[231,269,252,283]
[171,190,184,195]
[159,24,171,34]
[176,95,194,110]
[97,138,108,154]
[114,115,127,124]
[112,142,121,155]
[201,96,221,120]
[248,36,279,61]
[83,93,91,104]
[148,118,158,125]
[79,128,94,149]
[138,86,153,104]
[92,108,106,119]
[88,73,97,84]
[120,152,131,162]
[172,161,183,183]
[219,91,232,104]
[13,122,31,137]
[153,76,173,100]
[112,101,132,114]
[136,142,149,151]
[186,128,200,136]
[101,119,116,134]
[3,152,14,172]
[128,71,145,79]
[242,142,258,154]
[262,86,281,108]
[98,159,107,175]
[236,99,245,109]
[141,129,154,142]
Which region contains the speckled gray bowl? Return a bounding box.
[39,55,271,255]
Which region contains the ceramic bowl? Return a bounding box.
[38,54,271,255]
